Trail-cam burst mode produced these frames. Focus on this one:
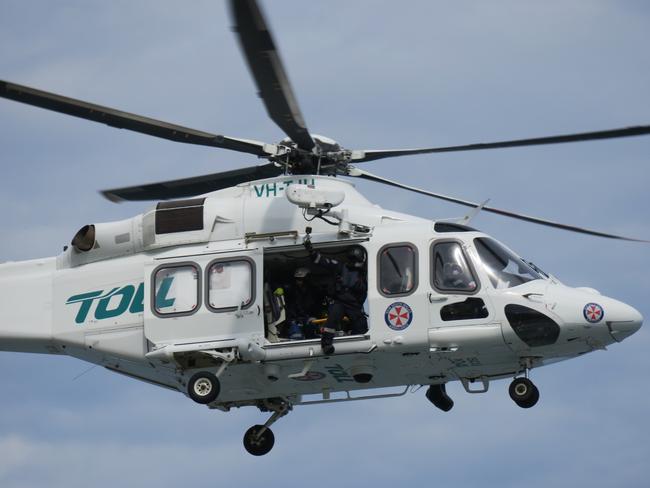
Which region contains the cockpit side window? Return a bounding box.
[378,244,417,297]
[431,241,478,293]
[474,238,542,289]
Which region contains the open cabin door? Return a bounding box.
[262,240,374,353]
[144,249,263,348]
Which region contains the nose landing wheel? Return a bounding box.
[243,425,275,456]
[508,377,539,408]
[243,399,292,456]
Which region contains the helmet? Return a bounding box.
[347,246,366,264]
[294,267,310,279]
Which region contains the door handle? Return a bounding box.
[428,293,448,303]
[236,304,260,318]
[236,309,256,318]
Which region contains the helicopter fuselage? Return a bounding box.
[0,176,642,411]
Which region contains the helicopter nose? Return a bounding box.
[606,302,643,342]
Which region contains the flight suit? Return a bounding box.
[284,280,323,339]
[310,250,368,353]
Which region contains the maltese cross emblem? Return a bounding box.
[583,303,604,323]
[385,302,413,331]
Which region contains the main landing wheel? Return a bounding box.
[508,377,539,409]
[188,371,220,405]
[243,425,275,456]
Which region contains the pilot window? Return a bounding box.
[153,264,199,316]
[474,237,542,289]
[207,259,253,311]
[432,241,478,293]
[379,244,417,296]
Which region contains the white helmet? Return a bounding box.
[294,267,310,279]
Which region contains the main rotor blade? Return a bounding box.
[101,163,283,202]
[229,0,315,151]
[0,80,277,157]
[351,125,650,163]
[350,168,649,242]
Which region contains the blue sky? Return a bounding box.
[1,1,649,487]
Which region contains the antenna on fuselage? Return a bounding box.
[457,198,491,225]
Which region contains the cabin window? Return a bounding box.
[378,244,417,296]
[153,264,200,316]
[431,241,478,293]
[207,259,254,312]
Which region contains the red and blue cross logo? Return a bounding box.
[583,303,604,323]
[384,302,413,330]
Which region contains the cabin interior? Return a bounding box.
[263,244,367,343]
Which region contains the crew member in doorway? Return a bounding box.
[304,239,368,355]
[284,267,322,340]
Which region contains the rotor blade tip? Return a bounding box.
[100,190,124,203]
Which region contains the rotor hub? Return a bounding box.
[275,134,350,175]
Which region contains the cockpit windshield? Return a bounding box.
[524,260,550,279]
[473,238,543,289]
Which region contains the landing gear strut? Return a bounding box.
[243,399,292,456]
[508,377,539,409]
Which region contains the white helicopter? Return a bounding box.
[0,0,648,457]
